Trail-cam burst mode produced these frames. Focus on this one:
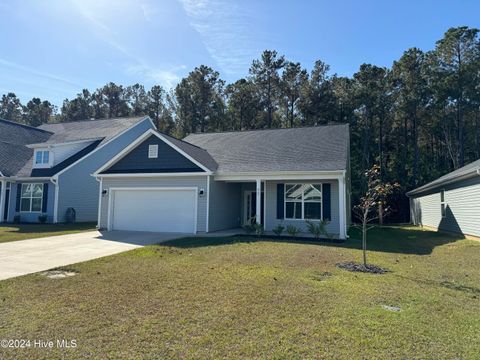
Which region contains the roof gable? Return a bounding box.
[97,130,213,175]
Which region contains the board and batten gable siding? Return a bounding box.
[411,176,480,237]
[103,134,203,174]
[57,118,154,222]
[208,179,242,231]
[99,176,208,232]
[7,181,55,223]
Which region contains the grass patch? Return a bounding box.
[0,226,479,359]
[0,223,96,244]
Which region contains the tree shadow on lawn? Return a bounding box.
[0,222,96,234]
[160,226,462,256]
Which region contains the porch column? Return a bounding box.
[338,175,346,239]
[255,178,261,225]
[0,180,5,223]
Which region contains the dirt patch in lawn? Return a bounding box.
[336,261,389,274]
[41,268,78,279]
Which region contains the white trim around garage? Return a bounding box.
[106,187,199,233]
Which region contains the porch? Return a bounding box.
[207,173,348,239]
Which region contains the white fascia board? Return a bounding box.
[93,129,156,175]
[26,138,103,149]
[406,169,480,197]
[94,172,211,179]
[93,128,212,175]
[52,116,152,178]
[214,170,345,181]
[10,177,52,181]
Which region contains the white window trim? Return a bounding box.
[33,149,53,168]
[284,183,323,221]
[148,144,159,158]
[20,183,44,213]
[440,189,446,218]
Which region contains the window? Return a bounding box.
[20,183,43,212]
[35,150,50,165]
[440,189,446,217]
[148,144,158,158]
[285,184,322,220]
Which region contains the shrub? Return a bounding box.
[272,223,285,237]
[306,219,330,239]
[253,223,264,237]
[243,224,255,235]
[13,215,21,224]
[286,225,300,237]
[38,214,48,224]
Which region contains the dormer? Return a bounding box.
[33,148,53,168]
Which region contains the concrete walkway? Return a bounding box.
[0,230,187,281]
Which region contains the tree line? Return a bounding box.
[1,26,479,222]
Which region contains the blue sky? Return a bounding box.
[1,0,479,106]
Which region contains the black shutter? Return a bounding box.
[323,183,331,221]
[42,183,49,213]
[276,183,284,219]
[15,183,21,212]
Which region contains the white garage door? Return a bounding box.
[110,188,197,233]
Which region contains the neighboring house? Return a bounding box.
[407,159,480,239]
[0,116,155,223]
[94,124,351,239]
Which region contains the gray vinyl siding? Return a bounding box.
[7,181,55,223]
[208,178,242,231]
[411,176,480,237]
[56,119,154,222]
[104,134,203,174]
[99,176,208,232]
[265,180,340,236]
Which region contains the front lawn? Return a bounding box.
[0,223,96,244]
[0,226,479,359]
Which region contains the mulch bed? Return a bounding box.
[336,261,389,274]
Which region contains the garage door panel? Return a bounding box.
[111,189,196,233]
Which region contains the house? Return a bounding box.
[0,116,155,223]
[94,124,351,239]
[407,159,480,239]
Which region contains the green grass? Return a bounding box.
[0,226,479,359]
[0,223,97,244]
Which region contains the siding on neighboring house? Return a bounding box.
[7,181,55,223]
[208,178,241,232]
[52,141,94,166]
[411,176,480,237]
[99,176,208,232]
[56,118,154,222]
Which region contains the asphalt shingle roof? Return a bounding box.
[36,116,147,146]
[407,159,480,196]
[0,119,52,177]
[1,116,148,178]
[183,124,349,174]
[161,132,218,171]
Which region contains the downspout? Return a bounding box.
[0,178,5,223]
[95,176,102,229]
[50,176,59,223]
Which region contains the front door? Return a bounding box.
[244,191,264,225]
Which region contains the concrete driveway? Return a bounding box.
[0,230,187,281]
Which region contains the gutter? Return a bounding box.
[407,167,480,197]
